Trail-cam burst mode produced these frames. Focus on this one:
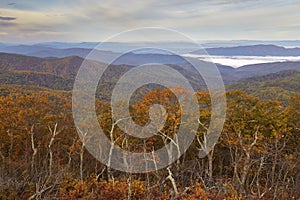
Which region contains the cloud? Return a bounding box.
[0,21,16,27]
[0,0,299,42]
[0,31,8,35]
[208,0,260,5]
[0,16,16,21]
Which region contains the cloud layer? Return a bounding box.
[0,0,299,43]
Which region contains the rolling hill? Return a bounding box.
[233,61,300,78]
[0,53,208,101]
[227,70,300,102]
[0,52,299,102]
[0,52,84,79]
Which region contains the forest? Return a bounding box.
[0,86,299,199]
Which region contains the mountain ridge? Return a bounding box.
[0,52,299,102]
[193,44,300,56]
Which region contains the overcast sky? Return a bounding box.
[0,0,299,43]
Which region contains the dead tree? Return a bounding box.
[30,125,37,176]
[48,123,63,178]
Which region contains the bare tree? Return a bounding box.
[166,167,179,199]
[197,119,214,182]
[29,124,38,178]
[48,123,63,178]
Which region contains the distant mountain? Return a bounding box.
[2,42,300,56]
[0,53,208,100]
[200,40,300,48]
[36,41,199,53]
[27,48,113,60]
[31,40,300,50]
[0,45,193,66]
[10,42,198,54]
[2,44,300,68]
[35,42,99,49]
[0,45,56,55]
[0,43,7,48]
[193,45,300,56]
[26,48,188,66]
[0,52,299,104]
[0,52,299,102]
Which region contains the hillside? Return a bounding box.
[228,70,300,102]
[0,53,84,79]
[234,61,300,78]
[0,70,73,90]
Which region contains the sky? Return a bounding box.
[0,0,299,43]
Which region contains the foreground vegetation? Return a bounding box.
[0,88,299,199]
